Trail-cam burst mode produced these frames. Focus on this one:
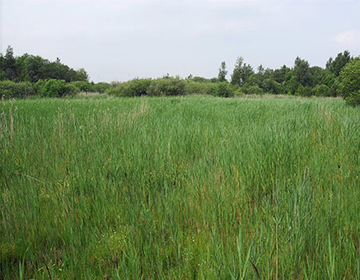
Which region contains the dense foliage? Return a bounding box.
[107,78,152,96]
[37,79,77,98]
[0,46,111,98]
[0,81,35,99]
[0,46,89,83]
[338,58,360,106]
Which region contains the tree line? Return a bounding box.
[1,46,359,105]
[0,46,89,82]
[108,51,359,105]
[217,51,353,97]
[0,46,111,98]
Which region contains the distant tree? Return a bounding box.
[273,65,290,84]
[4,46,17,80]
[338,57,360,106]
[218,61,228,82]
[0,46,90,83]
[309,66,327,87]
[326,50,351,76]
[257,65,265,75]
[22,55,45,82]
[293,57,312,87]
[231,57,254,87]
[192,76,211,83]
[284,71,299,95]
[75,68,89,82]
[0,54,4,80]
[246,74,261,87]
[247,65,275,90]
[322,70,337,96]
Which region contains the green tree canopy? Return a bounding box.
[0,46,90,83]
[293,57,312,87]
[231,57,254,87]
[338,57,360,106]
[218,61,228,82]
[326,50,351,76]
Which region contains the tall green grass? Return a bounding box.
[1,96,359,279]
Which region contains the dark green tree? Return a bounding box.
[293,57,312,87]
[218,61,228,82]
[0,53,5,80]
[231,57,254,87]
[75,68,89,82]
[326,50,351,76]
[273,65,290,84]
[4,46,17,80]
[338,57,360,106]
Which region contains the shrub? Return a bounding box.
[107,79,152,97]
[191,76,211,83]
[242,85,264,95]
[34,79,46,95]
[93,82,111,93]
[343,90,360,106]
[313,84,331,97]
[70,81,95,93]
[338,57,360,106]
[65,83,80,96]
[233,87,244,96]
[148,78,187,96]
[295,85,312,97]
[213,82,233,97]
[271,81,283,94]
[39,79,75,97]
[185,81,217,95]
[0,81,36,99]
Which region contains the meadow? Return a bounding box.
[1,96,360,279]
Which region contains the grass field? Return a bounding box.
[1,96,360,279]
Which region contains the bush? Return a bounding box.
[233,87,244,97]
[0,81,36,99]
[343,90,360,106]
[148,78,187,96]
[213,82,233,97]
[107,79,152,97]
[93,82,111,93]
[70,81,95,93]
[313,84,331,97]
[185,81,217,95]
[339,57,360,106]
[65,83,80,96]
[191,76,212,83]
[39,79,75,97]
[272,81,283,94]
[295,85,312,97]
[242,85,264,95]
[34,79,46,95]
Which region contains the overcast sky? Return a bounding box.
[1,0,360,82]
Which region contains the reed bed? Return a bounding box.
[1,96,359,279]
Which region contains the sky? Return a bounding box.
[1,0,360,82]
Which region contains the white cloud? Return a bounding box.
[335,30,360,48]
